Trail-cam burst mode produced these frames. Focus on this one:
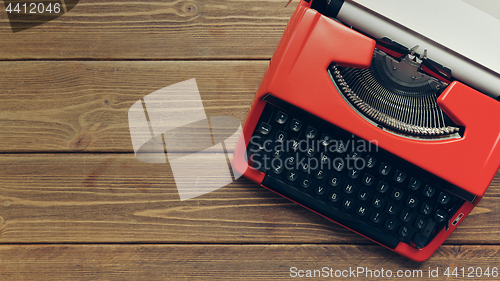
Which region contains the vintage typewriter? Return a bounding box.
[232,0,500,261]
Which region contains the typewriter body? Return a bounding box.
[233,0,500,261]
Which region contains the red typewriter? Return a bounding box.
[232,0,500,261]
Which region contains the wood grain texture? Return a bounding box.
[2,244,500,280]
[0,153,499,244]
[0,0,294,60]
[0,61,266,152]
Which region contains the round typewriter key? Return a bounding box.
[275,111,288,124]
[370,212,382,224]
[393,170,406,183]
[290,119,303,132]
[342,198,354,210]
[343,182,356,194]
[328,174,341,187]
[378,162,391,176]
[376,181,389,193]
[391,188,404,201]
[438,192,451,205]
[414,217,427,230]
[314,169,325,180]
[385,203,398,215]
[362,173,375,186]
[355,205,368,216]
[315,185,327,196]
[423,185,436,198]
[434,209,447,223]
[357,189,369,201]
[365,155,377,168]
[300,177,312,189]
[259,122,272,135]
[329,191,340,203]
[398,226,409,237]
[420,203,433,216]
[384,218,397,231]
[408,177,421,190]
[371,196,384,209]
[405,195,419,208]
[286,170,298,182]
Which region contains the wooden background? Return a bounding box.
[1,0,500,280]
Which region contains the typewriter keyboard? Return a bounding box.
[247,96,471,249]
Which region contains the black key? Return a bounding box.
[329,191,341,203]
[438,192,451,205]
[422,219,437,238]
[343,182,356,194]
[355,205,368,216]
[314,169,326,180]
[370,212,382,224]
[399,209,413,222]
[420,202,433,216]
[365,155,377,168]
[413,233,428,248]
[271,162,284,175]
[320,154,330,165]
[290,119,303,132]
[285,155,296,167]
[328,174,341,187]
[300,177,312,189]
[423,185,436,198]
[333,158,344,172]
[319,134,332,146]
[357,189,369,201]
[376,181,390,193]
[259,122,272,135]
[299,161,309,173]
[347,169,360,179]
[405,195,419,208]
[391,188,404,201]
[398,226,409,237]
[348,151,362,160]
[272,147,284,158]
[305,126,317,139]
[304,146,315,157]
[342,198,354,210]
[288,138,300,151]
[385,203,398,215]
[414,217,427,230]
[434,209,447,223]
[286,170,298,182]
[275,111,288,124]
[408,177,421,190]
[315,185,327,196]
[372,196,384,208]
[362,173,375,186]
[275,130,287,142]
[378,162,391,176]
[393,170,406,183]
[384,218,397,231]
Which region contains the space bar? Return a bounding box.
[262,175,400,249]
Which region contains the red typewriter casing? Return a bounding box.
[232,0,500,261]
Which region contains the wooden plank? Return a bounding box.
[2,244,500,280]
[0,60,266,152]
[0,153,499,244]
[0,0,294,60]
